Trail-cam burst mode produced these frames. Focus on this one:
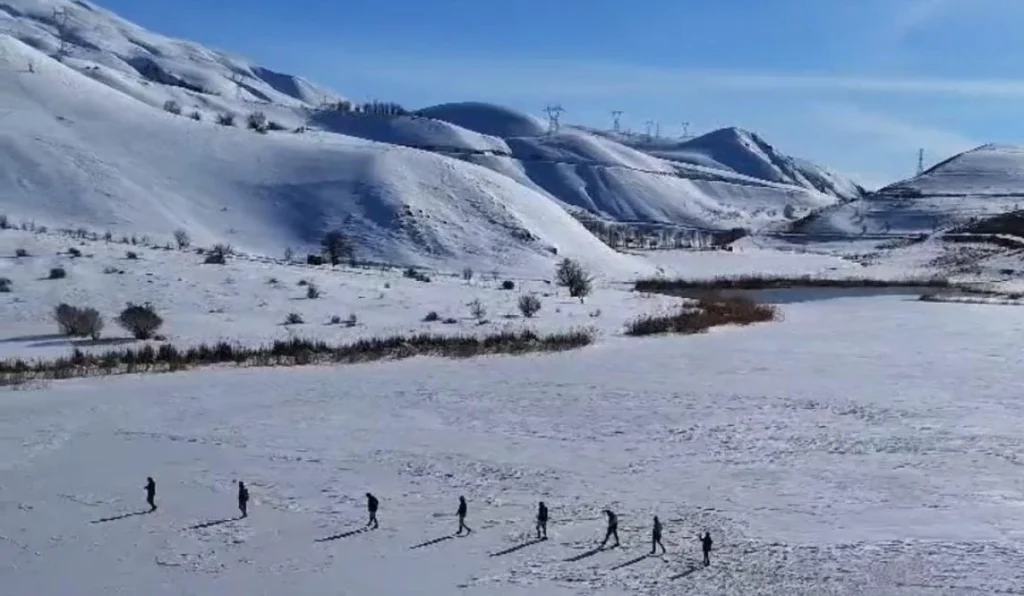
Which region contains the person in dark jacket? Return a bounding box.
[600,509,619,548]
[144,477,157,512]
[536,501,549,539]
[366,492,379,529]
[456,496,471,535]
[650,516,666,554]
[237,481,249,518]
[701,531,713,566]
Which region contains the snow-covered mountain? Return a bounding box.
[794,144,1024,236]
[0,0,858,272]
[321,102,848,228]
[587,126,866,202]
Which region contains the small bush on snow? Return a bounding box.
[216,113,236,126]
[0,214,9,229]
[189,111,201,121]
[468,298,486,320]
[329,315,342,325]
[462,267,473,281]
[125,251,138,260]
[117,302,164,340]
[54,303,104,339]
[15,248,28,257]
[247,111,268,132]
[48,267,67,279]
[423,311,440,322]
[284,312,304,325]
[0,277,10,292]
[67,247,81,257]
[518,294,541,318]
[555,258,593,301]
[174,229,191,249]
[306,283,321,299]
[344,314,358,328]
[162,100,182,115]
[501,280,515,290]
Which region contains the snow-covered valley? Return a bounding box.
[6,0,1024,594]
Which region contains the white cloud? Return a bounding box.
[809,102,979,157]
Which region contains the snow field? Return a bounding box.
[4,293,1024,594]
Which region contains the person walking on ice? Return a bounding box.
[144,477,157,512]
[701,531,713,566]
[536,501,549,539]
[650,516,666,555]
[600,509,619,548]
[456,496,471,535]
[237,481,249,519]
[366,492,379,529]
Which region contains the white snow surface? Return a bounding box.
[4,239,1024,594]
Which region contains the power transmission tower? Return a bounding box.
[544,104,564,135]
[52,8,70,59]
[917,148,924,175]
[611,110,623,133]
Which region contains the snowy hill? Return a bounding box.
[0,32,645,275]
[347,103,845,229]
[794,144,1024,237]
[587,126,865,202]
[0,0,856,273]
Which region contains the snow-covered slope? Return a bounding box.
[365,104,843,229]
[588,127,865,202]
[0,33,642,275]
[0,0,854,268]
[795,144,1024,236]
[0,0,339,125]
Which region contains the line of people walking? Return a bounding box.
[139,478,714,565]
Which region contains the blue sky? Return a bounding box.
[101,0,1024,188]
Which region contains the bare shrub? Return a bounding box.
[266,120,286,131]
[625,295,778,337]
[0,277,10,292]
[344,314,357,328]
[555,258,593,301]
[247,111,268,132]
[306,283,321,299]
[468,298,487,320]
[15,248,28,257]
[518,294,542,318]
[321,229,355,265]
[117,302,164,339]
[0,214,8,229]
[67,247,81,257]
[462,267,473,282]
[423,310,440,322]
[48,267,67,279]
[54,303,104,339]
[633,274,953,293]
[0,329,596,385]
[216,113,236,126]
[162,100,182,115]
[329,315,342,325]
[189,111,202,121]
[284,247,294,262]
[501,280,515,290]
[174,229,190,249]
[284,312,304,325]
[125,251,138,260]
